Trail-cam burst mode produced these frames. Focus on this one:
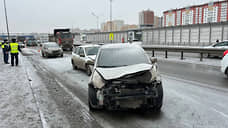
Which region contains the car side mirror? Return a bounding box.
[87,59,94,65]
[150,57,157,64]
[80,54,85,57]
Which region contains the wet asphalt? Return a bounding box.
[23,48,228,128]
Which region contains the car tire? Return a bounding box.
[86,65,92,76]
[61,54,63,57]
[88,84,98,111]
[44,52,47,58]
[71,60,77,70]
[153,83,163,111]
[226,68,228,78]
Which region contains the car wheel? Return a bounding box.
[86,65,92,76]
[71,59,77,70]
[88,84,99,111]
[61,53,63,57]
[226,68,228,78]
[153,82,163,111]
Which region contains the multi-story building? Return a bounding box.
[101,20,124,32]
[163,0,228,27]
[154,16,163,28]
[121,24,138,31]
[139,10,155,27]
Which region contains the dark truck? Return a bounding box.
[54,29,73,51]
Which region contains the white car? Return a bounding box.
[205,41,228,57]
[205,41,228,49]
[221,50,228,78]
[71,44,100,75]
[88,43,163,111]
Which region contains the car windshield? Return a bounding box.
[85,46,100,56]
[46,43,59,48]
[97,46,149,67]
[60,34,72,39]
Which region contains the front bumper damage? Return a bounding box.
[97,80,162,110]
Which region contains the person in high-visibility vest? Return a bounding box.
[9,39,21,66]
[2,39,9,64]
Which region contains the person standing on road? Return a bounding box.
[9,39,21,66]
[2,39,9,64]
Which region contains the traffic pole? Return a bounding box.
[3,0,10,41]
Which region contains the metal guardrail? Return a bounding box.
[142,45,227,61]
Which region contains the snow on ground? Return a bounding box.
[146,51,221,67]
[0,49,42,128]
[157,56,221,67]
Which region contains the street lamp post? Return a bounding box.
[3,0,10,40]
[110,0,112,32]
[91,12,99,31]
[109,0,113,43]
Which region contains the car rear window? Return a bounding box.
[46,43,59,47]
[85,47,100,56]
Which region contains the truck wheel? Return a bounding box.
[153,83,163,111]
[86,65,92,76]
[71,60,77,70]
[88,85,98,111]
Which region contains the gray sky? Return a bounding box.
[0,0,213,33]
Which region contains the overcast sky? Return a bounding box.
[0,0,214,33]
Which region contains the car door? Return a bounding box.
[78,47,86,69]
[72,47,80,66]
[80,48,87,70]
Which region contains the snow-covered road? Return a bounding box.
[1,47,228,128]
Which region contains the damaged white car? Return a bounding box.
[88,43,163,111]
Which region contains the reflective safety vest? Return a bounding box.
[1,43,5,49]
[10,43,19,53]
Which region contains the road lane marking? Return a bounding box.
[55,78,89,110]
[39,110,49,128]
[212,108,228,119]
[55,78,114,128]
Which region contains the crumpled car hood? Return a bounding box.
[96,63,152,80]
